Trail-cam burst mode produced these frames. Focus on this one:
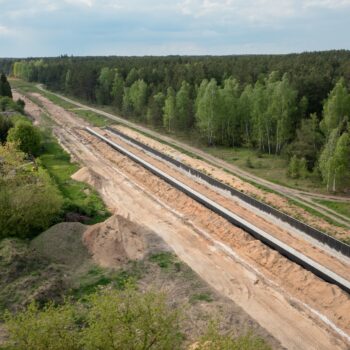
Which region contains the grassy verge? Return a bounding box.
[10,79,76,109]
[39,130,110,224]
[314,199,350,219]
[73,109,114,127]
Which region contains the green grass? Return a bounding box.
[10,79,76,109]
[71,262,144,299]
[149,252,175,269]
[39,131,110,224]
[189,292,213,304]
[204,145,326,193]
[314,199,350,219]
[73,109,114,127]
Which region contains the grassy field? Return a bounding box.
[202,145,326,193]
[73,109,114,127]
[10,79,76,109]
[314,199,350,219]
[39,131,110,224]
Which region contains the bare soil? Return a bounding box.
[16,90,350,350]
[100,128,350,280]
[113,125,350,240]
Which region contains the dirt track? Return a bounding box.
[15,90,350,350]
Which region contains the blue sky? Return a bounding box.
[1,0,350,57]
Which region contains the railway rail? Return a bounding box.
[86,126,350,294]
[105,126,350,258]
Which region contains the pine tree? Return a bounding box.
[0,74,12,98]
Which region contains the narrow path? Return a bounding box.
[34,85,350,228]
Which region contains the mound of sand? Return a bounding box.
[71,166,104,189]
[31,222,89,268]
[83,215,167,268]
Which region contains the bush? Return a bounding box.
[0,143,63,239]
[195,322,271,350]
[4,287,183,350]
[4,302,80,350]
[7,120,41,156]
[287,155,300,179]
[0,114,13,143]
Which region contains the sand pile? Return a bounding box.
[71,166,104,188]
[83,215,147,268]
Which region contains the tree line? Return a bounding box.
[7,51,350,191]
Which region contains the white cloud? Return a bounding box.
[178,0,297,23]
[303,0,350,9]
[0,25,12,36]
[177,0,350,24]
[64,0,94,7]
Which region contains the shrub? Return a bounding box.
[7,120,41,156]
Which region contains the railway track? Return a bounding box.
[86,126,350,295]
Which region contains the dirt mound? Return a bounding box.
[31,222,90,268]
[72,166,99,185]
[0,239,65,312]
[83,215,164,268]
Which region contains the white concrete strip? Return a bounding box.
[86,126,350,294]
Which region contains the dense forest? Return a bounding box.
[3,50,350,191]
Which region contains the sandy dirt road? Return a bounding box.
[14,90,350,349]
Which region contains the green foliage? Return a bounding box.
[176,81,193,130]
[96,67,115,105]
[0,96,24,113]
[9,53,350,191]
[319,128,340,191]
[321,78,350,136]
[7,120,41,156]
[4,288,183,350]
[71,263,143,299]
[149,252,175,269]
[73,109,113,127]
[0,114,13,143]
[4,302,80,350]
[0,73,12,98]
[147,91,165,126]
[81,288,182,350]
[39,132,109,223]
[195,79,219,145]
[163,87,176,132]
[189,292,213,304]
[288,113,324,168]
[245,157,254,168]
[196,323,271,350]
[332,131,350,190]
[287,155,301,179]
[0,143,63,239]
[111,69,124,110]
[129,79,148,116]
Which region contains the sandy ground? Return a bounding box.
[99,128,350,280]
[15,90,350,349]
[113,125,350,240]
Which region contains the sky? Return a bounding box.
[1,0,350,57]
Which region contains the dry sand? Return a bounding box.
[113,125,350,240]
